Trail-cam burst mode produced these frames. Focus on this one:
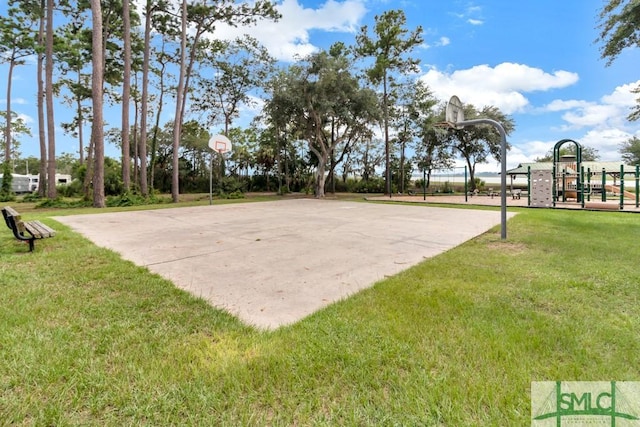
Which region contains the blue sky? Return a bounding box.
[2,0,639,172]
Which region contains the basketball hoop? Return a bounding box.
[434,121,458,130]
[445,95,465,129]
[208,134,232,154]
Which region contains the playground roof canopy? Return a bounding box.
[506,161,632,176]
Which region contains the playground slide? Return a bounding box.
[605,184,636,199]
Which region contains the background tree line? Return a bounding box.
[2,1,638,204]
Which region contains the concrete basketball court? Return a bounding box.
[54,199,514,329]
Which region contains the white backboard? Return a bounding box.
[208,134,232,154]
[445,95,465,128]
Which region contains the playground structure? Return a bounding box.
[524,139,640,210]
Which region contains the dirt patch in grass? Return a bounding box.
[485,241,528,254]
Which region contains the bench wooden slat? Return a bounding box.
[24,220,56,238]
[5,206,19,217]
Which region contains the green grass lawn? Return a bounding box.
[1,200,639,425]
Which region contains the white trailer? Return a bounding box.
[26,174,72,192]
[0,174,32,194]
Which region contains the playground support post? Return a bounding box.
[581,166,585,208]
[552,163,557,207]
[527,166,531,206]
[587,168,591,202]
[620,164,625,210]
[636,165,640,208]
[464,166,468,202]
[602,168,607,202]
[455,118,508,240]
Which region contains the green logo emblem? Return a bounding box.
[532,381,640,426]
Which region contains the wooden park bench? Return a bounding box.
[2,206,56,252]
[511,189,522,199]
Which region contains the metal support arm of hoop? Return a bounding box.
[443,116,509,240]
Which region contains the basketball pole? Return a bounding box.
[456,118,508,240]
[208,134,233,206]
[209,152,214,205]
[445,95,507,240]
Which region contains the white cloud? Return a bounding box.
[425,73,639,165]
[561,105,620,129]
[212,0,367,62]
[548,80,640,131]
[17,112,34,124]
[420,62,578,114]
[132,0,366,62]
[453,4,483,26]
[601,81,639,106]
[0,98,28,105]
[544,99,590,112]
[421,36,450,50]
[512,81,640,164]
[437,36,450,47]
[241,95,265,115]
[580,128,633,160]
[517,140,556,161]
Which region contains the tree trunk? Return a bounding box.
[178,26,202,134]
[4,60,13,164]
[315,157,327,198]
[90,0,105,207]
[276,127,282,194]
[75,62,85,165]
[45,0,56,199]
[37,1,47,197]
[139,2,152,197]
[76,86,84,164]
[328,120,335,194]
[133,82,139,188]
[284,136,291,192]
[83,133,94,199]
[465,157,476,191]
[400,140,405,194]
[121,0,132,191]
[383,71,390,196]
[149,50,167,192]
[171,0,187,203]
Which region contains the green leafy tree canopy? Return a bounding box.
[596,0,640,121]
[620,135,640,164]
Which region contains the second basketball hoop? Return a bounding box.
[445,95,465,129]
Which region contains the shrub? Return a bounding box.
[36,197,92,209]
[21,193,41,203]
[469,177,485,190]
[352,177,386,193]
[219,176,246,194]
[224,191,245,200]
[0,193,16,202]
[105,192,170,207]
[106,192,147,207]
[57,180,83,198]
[0,162,13,201]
